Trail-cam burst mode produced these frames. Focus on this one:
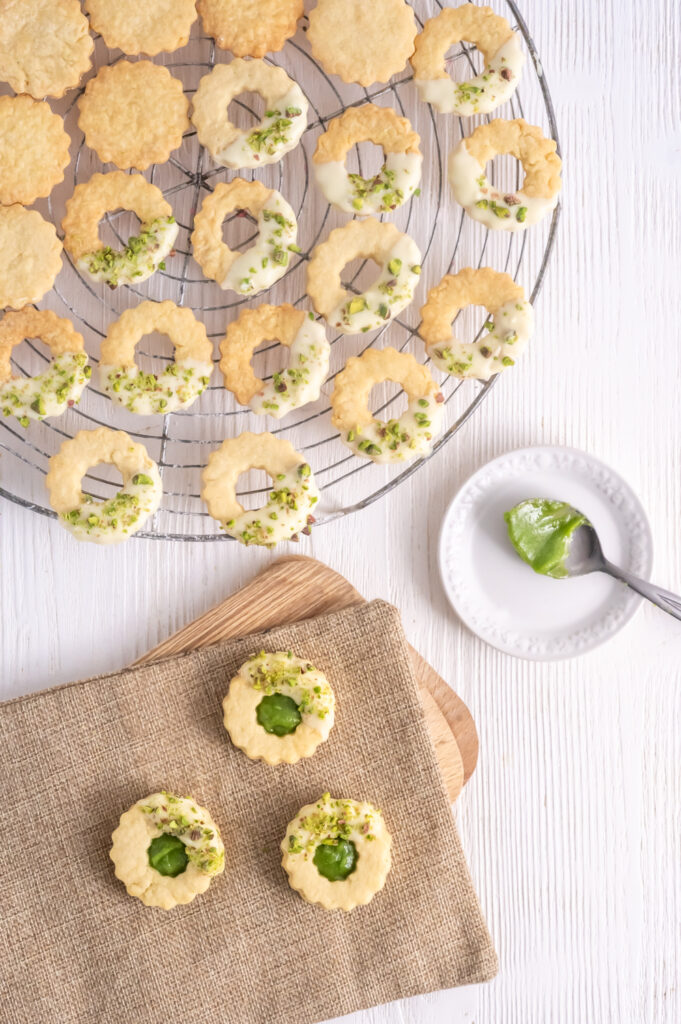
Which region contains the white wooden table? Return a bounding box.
[2,2,681,1021]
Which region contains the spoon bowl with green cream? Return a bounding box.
[505,498,681,621]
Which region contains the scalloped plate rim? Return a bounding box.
[437,445,654,661]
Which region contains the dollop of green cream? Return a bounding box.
[256,693,301,736]
[313,838,358,881]
[504,498,587,578]
[147,833,188,877]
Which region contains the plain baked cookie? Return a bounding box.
[308,0,417,87]
[281,792,392,910]
[197,0,303,58]
[0,95,71,206]
[223,651,335,765]
[84,0,197,56]
[0,0,93,99]
[0,206,62,310]
[110,791,225,909]
[78,60,189,171]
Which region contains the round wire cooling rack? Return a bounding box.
[0,0,560,542]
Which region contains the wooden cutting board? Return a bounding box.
[137,556,478,802]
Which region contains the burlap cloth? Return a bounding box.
[0,600,497,1024]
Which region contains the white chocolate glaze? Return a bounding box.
[327,235,422,335]
[341,390,445,464]
[416,35,524,115]
[0,352,90,425]
[250,317,330,419]
[428,298,534,381]
[77,217,178,287]
[215,84,308,170]
[314,152,422,215]
[59,464,162,545]
[100,358,213,415]
[222,460,320,546]
[448,141,558,230]
[222,193,298,295]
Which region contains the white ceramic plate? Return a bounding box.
[438,446,653,660]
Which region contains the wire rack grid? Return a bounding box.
[0,0,561,541]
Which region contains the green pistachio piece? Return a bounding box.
[132,473,153,486]
[387,258,402,276]
[347,297,366,316]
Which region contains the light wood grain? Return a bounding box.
[2,2,681,1022]
[136,555,472,801]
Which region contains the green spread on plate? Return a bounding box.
[256,692,301,736]
[313,838,358,882]
[504,498,587,578]
[147,833,188,877]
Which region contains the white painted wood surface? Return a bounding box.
[2,2,681,1021]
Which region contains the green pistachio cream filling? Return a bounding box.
[313,838,358,882]
[147,833,189,878]
[504,498,587,579]
[256,692,302,736]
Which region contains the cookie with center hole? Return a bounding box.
[46,427,162,544]
[192,59,307,170]
[419,267,534,380]
[62,172,178,289]
[219,304,329,418]
[449,117,562,230]
[411,4,524,115]
[331,347,445,464]
[201,432,319,546]
[191,178,299,295]
[0,309,90,427]
[307,219,422,335]
[313,104,422,216]
[100,301,213,416]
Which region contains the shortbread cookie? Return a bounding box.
[0,96,70,206]
[191,59,307,170]
[419,267,534,380]
[313,103,421,215]
[100,301,213,415]
[197,0,303,57]
[84,0,197,56]
[308,0,417,87]
[219,304,329,418]
[0,308,89,427]
[110,791,225,910]
[78,60,189,170]
[331,347,444,464]
[281,793,392,910]
[0,0,93,99]
[411,4,524,115]
[449,118,561,230]
[223,651,335,765]
[62,172,178,288]
[191,178,298,295]
[307,219,421,335]
[0,206,62,310]
[46,427,162,544]
[202,432,319,546]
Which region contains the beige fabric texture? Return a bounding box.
[0,600,497,1024]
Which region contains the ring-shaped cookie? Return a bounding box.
[411,4,524,115]
[201,431,319,546]
[307,220,422,335]
[419,267,534,380]
[62,172,178,289]
[223,651,335,765]
[100,300,213,415]
[313,104,422,216]
[219,304,329,418]
[449,118,561,230]
[192,59,308,170]
[281,792,392,911]
[191,179,298,295]
[331,347,444,464]
[110,791,225,910]
[0,309,90,427]
[45,427,162,544]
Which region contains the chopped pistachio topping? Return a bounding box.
[140,792,224,876]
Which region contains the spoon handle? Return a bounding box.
[603,561,681,621]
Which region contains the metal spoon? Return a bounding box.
[565,516,681,621]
